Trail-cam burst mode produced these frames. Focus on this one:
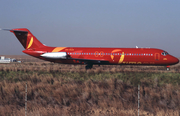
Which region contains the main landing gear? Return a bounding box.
[85,64,93,70]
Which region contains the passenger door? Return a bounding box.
[155,53,159,61]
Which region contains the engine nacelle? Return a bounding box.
[41,52,67,59]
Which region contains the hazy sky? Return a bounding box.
[0,1,180,57]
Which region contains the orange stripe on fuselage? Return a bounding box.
[52,47,66,52]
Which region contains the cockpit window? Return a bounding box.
[161,51,169,56]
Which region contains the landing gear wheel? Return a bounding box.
[85,64,93,70]
[166,66,170,71]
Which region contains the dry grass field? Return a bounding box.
[0,55,180,116]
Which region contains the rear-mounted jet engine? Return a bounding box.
[41,52,67,59]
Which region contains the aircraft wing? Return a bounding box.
[68,57,109,64]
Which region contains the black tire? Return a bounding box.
[85,64,93,70]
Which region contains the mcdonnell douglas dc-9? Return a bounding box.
[2,28,179,70]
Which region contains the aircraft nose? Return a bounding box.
[171,56,179,65]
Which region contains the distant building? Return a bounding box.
[11,58,17,62]
[0,56,11,63]
[0,56,20,63]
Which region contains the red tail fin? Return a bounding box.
[10,28,45,49]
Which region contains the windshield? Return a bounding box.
[161,51,169,56]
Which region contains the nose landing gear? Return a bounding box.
[166,65,170,71]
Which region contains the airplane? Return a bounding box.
[2,28,179,70]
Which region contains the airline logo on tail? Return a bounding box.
[27,36,33,49]
[8,28,45,49]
